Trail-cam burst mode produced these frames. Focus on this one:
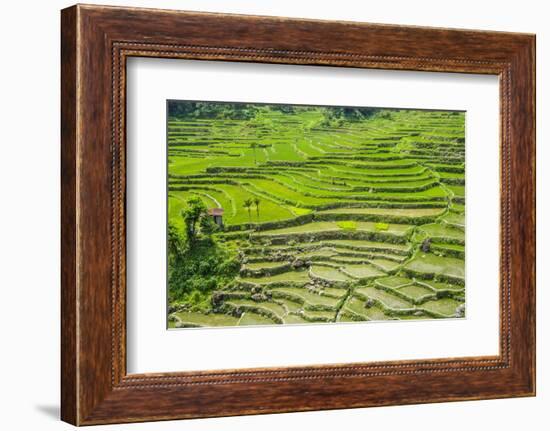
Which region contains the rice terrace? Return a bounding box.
[167,100,466,329]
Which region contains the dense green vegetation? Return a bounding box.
[167,101,465,328]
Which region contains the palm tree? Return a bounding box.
[250,143,258,165]
[243,198,253,221]
[253,197,261,218]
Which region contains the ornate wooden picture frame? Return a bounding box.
[61,4,535,425]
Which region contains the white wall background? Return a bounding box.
[0,0,546,429]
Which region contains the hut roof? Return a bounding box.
[208,207,224,216]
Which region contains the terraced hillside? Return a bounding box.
[167,101,465,329]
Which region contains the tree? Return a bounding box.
[199,212,218,236]
[182,197,207,244]
[167,222,183,265]
[321,106,380,127]
[243,198,253,221]
[253,197,261,218]
[168,100,258,120]
[272,104,295,114]
[250,143,258,165]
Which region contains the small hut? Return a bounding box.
[208,207,224,227]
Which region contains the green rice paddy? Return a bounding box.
[167,102,465,328]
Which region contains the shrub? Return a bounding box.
[375,222,389,231]
[337,221,357,231]
[167,228,240,306]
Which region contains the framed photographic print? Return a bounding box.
[61,4,536,425]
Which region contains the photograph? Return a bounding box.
[166,100,466,328]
